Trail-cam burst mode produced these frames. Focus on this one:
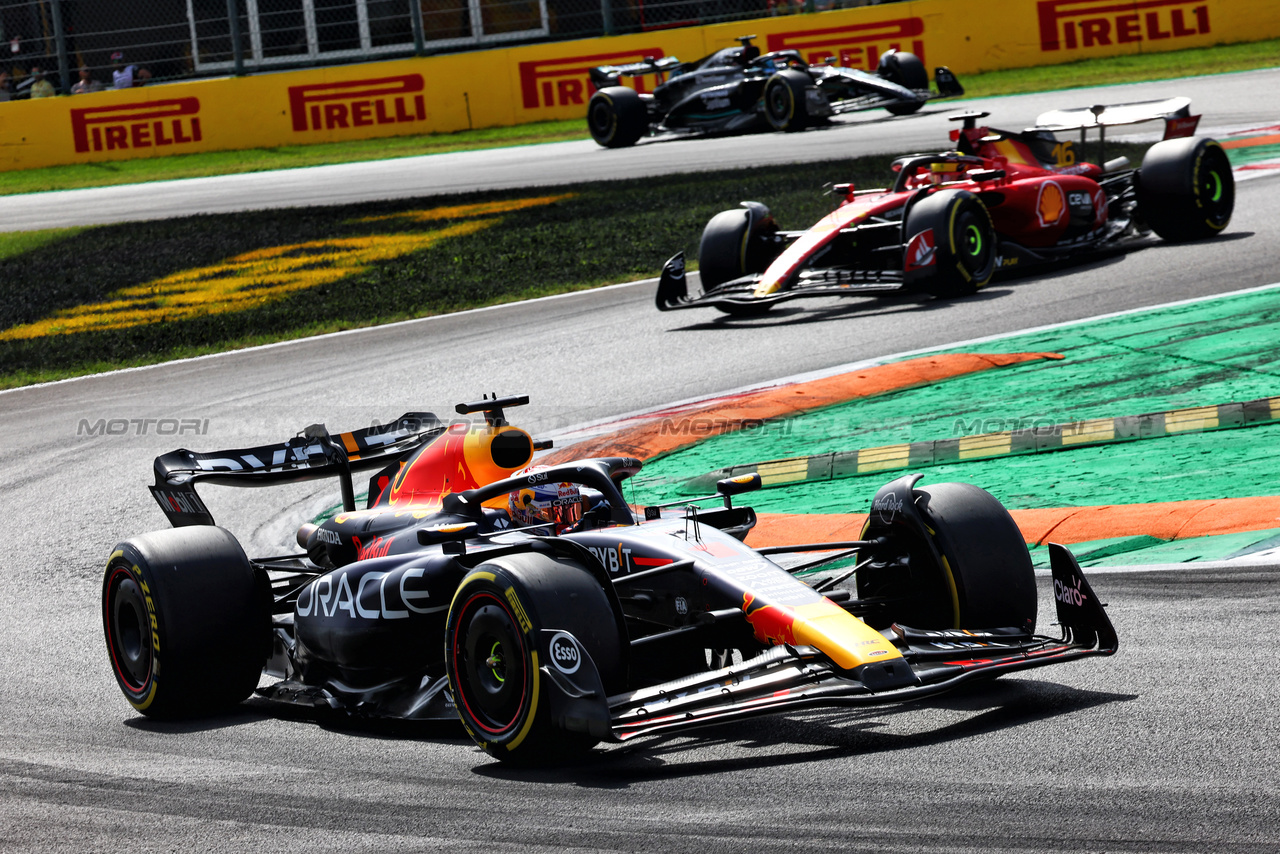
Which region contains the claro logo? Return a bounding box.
[519,49,665,110]
[71,98,202,153]
[1038,0,1210,51]
[766,17,925,71]
[288,75,426,132]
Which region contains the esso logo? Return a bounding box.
[549,631,581,674]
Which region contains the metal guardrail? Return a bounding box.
[0,0,891,97]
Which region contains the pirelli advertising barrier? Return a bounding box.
[1,0,1276,172]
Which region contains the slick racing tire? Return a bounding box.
[102,526,268,718]
[878,51,928,115]
[445,552,623,765]
[587,86,648,148]
[902,189,997,298]
[699,204,781,316]
[1136,137,1234,242]
[762,69,812,133]
[858,483,1037,634]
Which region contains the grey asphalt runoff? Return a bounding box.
[2,72,1280,852]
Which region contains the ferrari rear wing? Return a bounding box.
[150,412,445,527]
[1033,96,1200,140]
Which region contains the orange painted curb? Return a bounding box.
[750,496,1280,549]
[543,352,1061,465]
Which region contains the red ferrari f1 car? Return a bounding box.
[656,98,1234,314]
[104,396,1116,764]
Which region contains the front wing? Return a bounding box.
[655,252,906,312]
[552,543,1117,743]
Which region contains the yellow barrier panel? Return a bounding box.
[0,0,1276,172]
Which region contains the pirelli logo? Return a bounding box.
[71,98,202,154]
[519,49,665,110]
[765,18,925,71]
[288,75,426,133]
[1038,0,1210,51]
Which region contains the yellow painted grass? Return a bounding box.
[2,192,572,340]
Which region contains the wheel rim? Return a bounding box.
[105,565,152,693]
[766,82,792,123]
[1198,149,1232,226]
[955,206,993,278]
[453,593,528,735]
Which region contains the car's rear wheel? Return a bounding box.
[1136,137,1234,241]
[587,86,648,148]
[762,69,812,132]
[878,51,928,115]
[858,482,1037,634]
[102,526,268,718]
[445,551,623,764]
[902,189,997,298]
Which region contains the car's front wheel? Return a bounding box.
[762,69,813,132]
[902,189,997,298]
[858,480,1037,634]
[445,551,623,764]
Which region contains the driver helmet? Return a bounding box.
[509,466,584,534]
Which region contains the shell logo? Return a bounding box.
[1036,181,1066,227]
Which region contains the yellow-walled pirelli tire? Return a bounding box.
[858,483,1036,634]
[587,86,647,148]
[102,526,268,719]
[911,483,1037,634]
[762,69,812,133]
[445,552,623,765]
[1136,137,1234,242]
[902,189,997,299]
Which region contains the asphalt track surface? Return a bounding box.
[2,73,1280,851]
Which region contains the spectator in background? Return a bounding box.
[71,66,102,94]
[28,66,54,98]
[0,70,11,102]
[111,52,149,88]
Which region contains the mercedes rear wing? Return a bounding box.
[589,55,681,89]
[150,412,446,527]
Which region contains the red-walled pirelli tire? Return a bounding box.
[902,189,997,298]
[859,483,1036,634]
[762,69,812,132]
[445,552,622,765]
[587,86,648,148]
[1136,137,1234,242]
[102,526,268,719]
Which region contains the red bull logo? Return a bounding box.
[518,49,666,110]
[1037,0,1210,51]
[288,75,426,133]
[765,17,925,71]
[71,98,202,153]
[742,592,798,646]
